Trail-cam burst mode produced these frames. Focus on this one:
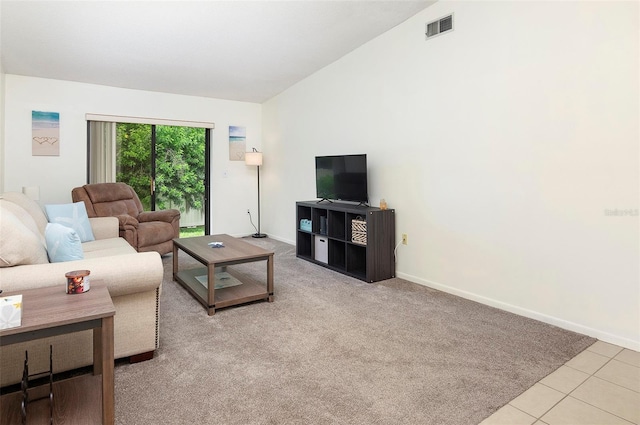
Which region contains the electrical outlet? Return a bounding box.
[247,209,250,214]
[402,234,408,245]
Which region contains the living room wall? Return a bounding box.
[2,75,263,236]
[262,1,639,349]
[0,67,5,193]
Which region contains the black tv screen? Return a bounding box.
[315,154,368,203]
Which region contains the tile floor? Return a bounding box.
[480,341,640,425]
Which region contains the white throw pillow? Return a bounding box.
[0,192,48,235]
[45,201,95,242]
[0,205,49,267]
[45,223,84,263]
[0,199,45,245]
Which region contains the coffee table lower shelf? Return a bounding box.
[0,374,102,424]
[174,267,272,313]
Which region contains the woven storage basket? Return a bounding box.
[351,217,367,245]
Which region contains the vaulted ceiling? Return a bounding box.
[1,1,435,103]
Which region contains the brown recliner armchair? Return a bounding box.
[72,182,180,255]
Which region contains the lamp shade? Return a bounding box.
[245,151,263,166]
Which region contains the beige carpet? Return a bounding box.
[114,237,594,424]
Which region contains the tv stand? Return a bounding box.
[316,198,333,204]
[296,201,395,282]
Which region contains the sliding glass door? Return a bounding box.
[115,123,152,207]
[88,121,210,236]
[154,125,209,235]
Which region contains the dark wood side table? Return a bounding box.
[0,283,115,425]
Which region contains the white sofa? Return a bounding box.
[0,191,163,387]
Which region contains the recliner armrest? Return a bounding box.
[138,209,180,224]
[116,214,139,229]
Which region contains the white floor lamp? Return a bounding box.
[245,148,267,238]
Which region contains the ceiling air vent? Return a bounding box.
[426,14,454,40]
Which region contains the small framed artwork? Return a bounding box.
[229,125,246,161]
[32,110,60,156]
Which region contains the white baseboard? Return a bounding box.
[235,233,295,245]
[268,235,295,245]
[396,271,640,352]
[262,235,639,351]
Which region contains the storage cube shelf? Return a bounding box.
[295,201,395,282]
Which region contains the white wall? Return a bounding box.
[2,75,263,236]
[262,1,639,349]
[0,3,4,193]
[0,67,5,193]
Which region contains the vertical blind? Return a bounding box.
[88,121,116,183]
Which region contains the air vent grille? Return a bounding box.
[425,14,454,40]
[439,15,453,32]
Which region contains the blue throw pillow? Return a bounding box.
[45,223,84,262]
[45,201,95,242]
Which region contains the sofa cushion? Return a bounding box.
[0,199,45,245]
[45,223,84,263]
[0,206,49,267]
[0,192,48,235]
[82,237,137,257]
[45,202,95,242]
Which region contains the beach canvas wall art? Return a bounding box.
[32,110,60,156]
[229,125,246,161]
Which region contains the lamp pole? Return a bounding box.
[246,148,266,238]
[254,163,266,238]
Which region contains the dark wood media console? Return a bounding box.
[296,201,395,282]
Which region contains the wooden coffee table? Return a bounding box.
[172,234,274,315]
[0,282,115,425]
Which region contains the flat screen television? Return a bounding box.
[315,154,368,203]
